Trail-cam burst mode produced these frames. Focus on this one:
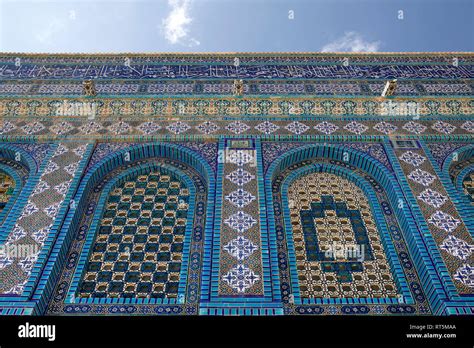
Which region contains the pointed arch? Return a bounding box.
[44,143,216,313]
[264,143,448,312]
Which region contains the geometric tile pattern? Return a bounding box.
[255,121,280,135]
[0,171,15,214]
[269,154,432,315]
[0,52,473,316]
[0,59,471,79]
[344,121,368,135]
[395,145,473,295]
[1,119,474,140]
[78,170,189,299]
[45,153,208,316]
[440,235,474,261]
[225,188,256,208]
[220,143,263,295]
[408,169,437,187]
[399,151,426,167]
[314,121,339,135]
[285,121,309,135]
[0,143,87,295]
[224,211,257,233]
[223,236,258,261]
[226,121,250,135]
[432,121,456,135]
[403,121,427,135]
[287,172,398,299]
[427,211,461,233]
[417,188,448,208]
[373,122,397,135]
[447,154,474,206]
[454,264,474,288]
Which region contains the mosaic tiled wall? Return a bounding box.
[0,172,15,214]
[77,168,190,300]
[0,53,472,316]
[287,172,399,299]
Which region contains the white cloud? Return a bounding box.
[321,31,380,52]
[161,0,200,47]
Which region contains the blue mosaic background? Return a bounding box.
[0,53,472,316]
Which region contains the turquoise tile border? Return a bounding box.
[205,137,225,304]
[437,143,474,239]
[0,143,44,246]
[383,139,458,314]
[0,143,54,306]
[37,142,214,314]
[279,162,411,305]
[199,138,284,315]
[455,164,474,208]
[29,143,94,314]
[255,138,282,302]
[420,141,474,311]
[265,143,417,306]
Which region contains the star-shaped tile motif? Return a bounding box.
[224,211,257,233]
[427,210,461,233]
[166,121,190,134]
[197,121,220,134]
[223,236,258,260]
[285,121,309,135]
[225,168,255,186]
[137,121,161,135]
[225,188,256,208]
[314,121,339,135]
[255,121,279,134]
[440,235,473,260]
[417,188,447,208]
[399,151,426,167]
[408,169,436,187]
[222,264,260,293]
[344,121,368,135]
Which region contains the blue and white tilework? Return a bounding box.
[219,141,263,295]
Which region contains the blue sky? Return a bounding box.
[0,0,472,53]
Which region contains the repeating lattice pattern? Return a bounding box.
[79,170,190,299]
